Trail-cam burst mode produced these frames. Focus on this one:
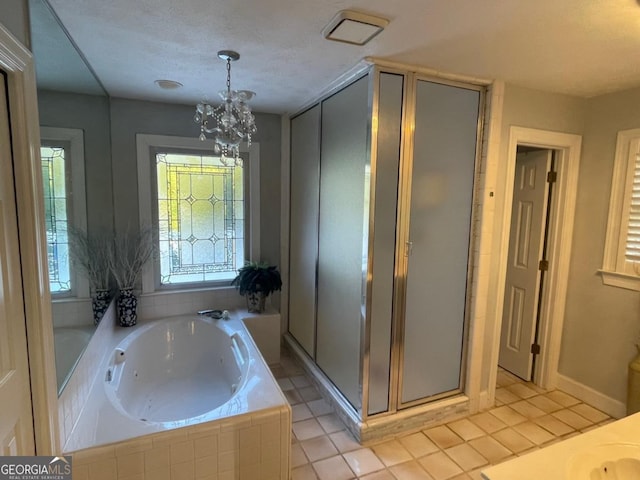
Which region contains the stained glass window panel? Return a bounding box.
[156,152,244,284]
[41,146,71,293]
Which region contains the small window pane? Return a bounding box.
[41,146,71,293]
[156,152,244,284]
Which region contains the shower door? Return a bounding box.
[398,78,481,407]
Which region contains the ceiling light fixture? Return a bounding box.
[323,10,389,46]
[154,79,183,90]
[194,50,256,166]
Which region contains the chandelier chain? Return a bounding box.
[193,50,257,166]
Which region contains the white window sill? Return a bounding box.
[598,269,640,291]
[140,285,236,298]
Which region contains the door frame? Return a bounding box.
[490,127,581,395]
[0,24,59,454]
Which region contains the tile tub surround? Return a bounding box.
[274,357,615,480]
[58,301,118,448]
[71,406,291,480]
[62,310,291,479]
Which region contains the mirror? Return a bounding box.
[29,0,114,395]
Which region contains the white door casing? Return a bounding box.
[499,150,552,380]
[0,70,35,455]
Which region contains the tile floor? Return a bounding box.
[270,350,614,480]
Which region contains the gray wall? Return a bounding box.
[109,97,281,268]
[0,0,30,48]
[560,86,640,403]
[482,83,586,391]
[37,90,114,236]
[486,82,640,406]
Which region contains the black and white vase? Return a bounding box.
[117,287,138,327]
[246,291,266,313]
[91,289,111,325]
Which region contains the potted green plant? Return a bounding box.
[231,262,282,313]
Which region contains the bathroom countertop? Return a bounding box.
[481,412,640,480]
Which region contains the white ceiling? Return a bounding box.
[41,0,640,114]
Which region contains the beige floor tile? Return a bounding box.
[512,422,555,446]
[292,464,319,480]
[496,370,519,387]
[291,374,312,388]
[398,432,439,458]
[545,390,580,407]
[580,423,603,433]
[444,443,488,471]
[468,412,507,434]
[301,435,339,462]
[488,406,527,426]
[570,403,610,423]
[551,409,592,430]
[292,443,309,468]
[317,414,345,434]
[447,419,485,441]
[293,404,315,422]
[371,439,413,467]
[312,455,355,480]
[533,415,574,437]
[343,448,385,476]
[285,388,304,405]
[360,470,397,480]
[293,419,326,441]
[491,428,535,454]
[467,468,486,480]
[526,395,563,413]
[450,475,472,480]
[494,388,519,405]
[598,418,615,426]
[509,400,546,419]
[277,378,295,391]
[269,365,287,378]
[423,425,464,449]
[299,386,323,402]
[307,398,333,417]
[419,452,463,480]
[389,461,434,480]
[468,436,512,464]
[505,383,538,400]
[329,431,362,453]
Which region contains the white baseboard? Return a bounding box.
[556,373,626,419]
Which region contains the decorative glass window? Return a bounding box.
[601,127,640,290]
[39,127,88,298]
[136,134,260,294]
[155,152,245,284]
[41,144,71,293]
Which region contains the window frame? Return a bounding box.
[39,126,89,299]
[136,134,260,294]
[601,127,640,291]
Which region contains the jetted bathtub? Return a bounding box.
[64,311,291,480]
[105,315,249,424]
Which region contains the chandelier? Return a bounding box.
[194,50,257,166]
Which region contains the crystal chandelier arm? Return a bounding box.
[193,50,256,165]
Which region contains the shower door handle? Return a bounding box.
[405,241,413,257]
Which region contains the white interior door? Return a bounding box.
[0,71,36,455]
[499,149,552,380]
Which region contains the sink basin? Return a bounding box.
[567,443,640,479]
